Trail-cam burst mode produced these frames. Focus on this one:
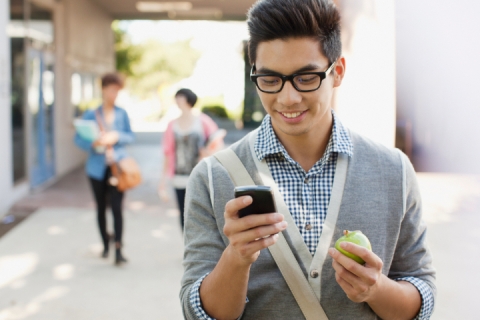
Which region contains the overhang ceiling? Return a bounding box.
[94,0,257,20]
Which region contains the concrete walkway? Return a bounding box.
[416,173,480,320]
[0,139,185,320]
[0,134,479,319]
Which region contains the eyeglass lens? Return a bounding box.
[256,74,321,92]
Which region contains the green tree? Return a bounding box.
[112,21,140,76]
[112,21,200,100]
[128,39,200,99]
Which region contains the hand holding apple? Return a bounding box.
[334,230,372,264]
[328,231,384,304]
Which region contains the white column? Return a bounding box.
[334,0,397,148]
[0,0,13,214]
[396,0,480,173]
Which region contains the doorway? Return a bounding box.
[25,2,56,188]
[27,47,55,187]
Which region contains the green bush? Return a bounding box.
[202,105,228,119]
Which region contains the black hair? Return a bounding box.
[175,88,198,108]
[247,0,342,65]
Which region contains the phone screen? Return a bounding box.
[234,186,277,218]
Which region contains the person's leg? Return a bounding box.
[110,187,124,245]
[108,168,126,264]
[89,174,109,257]
[174,188,187,231]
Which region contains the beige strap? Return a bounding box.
[214,149,328,320]
[309,153,348,300]
[247,130,349,301]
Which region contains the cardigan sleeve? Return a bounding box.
[388,152,436,318]
[200,113,219,141]
[163,122,175,155]
[162,121,176,178]
[180,160,240,319]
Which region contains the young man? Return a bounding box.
[181,0,436,319]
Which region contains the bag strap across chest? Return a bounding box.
[214,148,329,320]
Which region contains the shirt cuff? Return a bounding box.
[190,273,215,320]
[395,276,434,320]
[189,273,249,320]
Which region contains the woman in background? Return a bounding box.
[159,88,224,231]
[74,73,134,265]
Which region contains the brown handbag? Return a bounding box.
[109,156,142,192]
[95,110,142,192]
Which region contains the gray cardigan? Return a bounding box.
[180,130,436,319]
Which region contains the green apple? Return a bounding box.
[334,230,372,264]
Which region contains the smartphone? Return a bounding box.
[234,185,277,218]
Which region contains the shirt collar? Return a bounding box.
[254,109,353,162]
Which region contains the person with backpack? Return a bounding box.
[180,1,436,319]
[159,88,224,231]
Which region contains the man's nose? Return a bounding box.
[277,80,302,106]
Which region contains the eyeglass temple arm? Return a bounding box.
[326,61,336,75]
[250,64,256,77]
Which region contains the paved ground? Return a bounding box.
[416,174,480,320]
[0,133,479,319]
[0,138,185,320]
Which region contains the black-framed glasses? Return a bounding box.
[250,62,335,93]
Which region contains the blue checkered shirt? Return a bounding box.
[190,111,434,319]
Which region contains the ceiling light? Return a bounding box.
[136,2,193,12]
[168,8,223,19]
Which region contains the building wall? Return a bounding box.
[32,0,55,8]
[1,0,114,213]
[396,1,480,173]
[0,0,13,214]
[54,0,114,177]
[334,0,396,148]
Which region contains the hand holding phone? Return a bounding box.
[234,185,277,218]
[223,186,287,266]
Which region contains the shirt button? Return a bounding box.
[305,224,313,231]
[310,269,319,278]
[304,177,309,184]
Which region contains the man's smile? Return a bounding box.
[278,110,307,119]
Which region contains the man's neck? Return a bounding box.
[273,115,333,172]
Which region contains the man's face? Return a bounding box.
[254,37,345,140]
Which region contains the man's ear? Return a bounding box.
[333,56,346,88]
